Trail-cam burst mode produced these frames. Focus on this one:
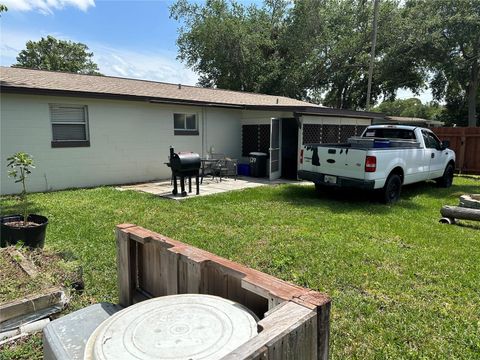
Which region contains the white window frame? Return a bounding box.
[174,113,198,135]
[50,104,90,146]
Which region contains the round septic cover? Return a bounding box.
[84,294,258,360]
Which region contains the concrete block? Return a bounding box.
[43,302,122,360]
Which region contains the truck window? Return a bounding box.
[363,128,416,140]
[422,130,441,149]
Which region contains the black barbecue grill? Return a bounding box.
[167,147,201,197]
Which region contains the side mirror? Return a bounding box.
[441,140,450,150]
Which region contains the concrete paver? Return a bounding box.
[117,176,307,200]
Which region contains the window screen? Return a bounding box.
[50,104,89,142]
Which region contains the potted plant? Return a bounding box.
[0,152,48,248]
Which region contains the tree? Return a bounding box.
[14,36,101,75]
[404,0,480,126]
[0,4,7,13]
[282,0,425,109]
[170,0,425,109]
[170,0,288,94]
[373,98,443,120]
[435,87,480,126]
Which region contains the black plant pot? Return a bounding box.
[0,214,48,248]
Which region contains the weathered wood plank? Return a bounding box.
[162,248,178,295]
[7,249,38,278]
[225,302,315,359]
[316,302,331,360]
[116,226,135,307]
[0,287,65,324]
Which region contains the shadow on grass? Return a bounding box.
[270,185,396,214]
[273,180,477,214]
[455,221,480,230]
[0,200,43,217]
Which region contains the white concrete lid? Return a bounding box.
[84,294,258,360]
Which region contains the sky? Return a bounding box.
[0,0,432,103]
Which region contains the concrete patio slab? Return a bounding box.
[116,176,307,200]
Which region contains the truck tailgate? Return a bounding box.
[302,145,367,180]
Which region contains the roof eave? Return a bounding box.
[1,85,311,110]
[294,107,385,119]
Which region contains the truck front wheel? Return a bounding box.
[436,163,454,188]
[381,174,402,204]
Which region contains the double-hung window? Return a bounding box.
[50,104,90,147]
[174,113,198,135]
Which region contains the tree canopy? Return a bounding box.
[171,0,425,109]
[170,0,287,94]
[292,0,428,109]
[171,0,479,126]
[373,98,443,120]
[14,36,101,75]
[403,0,480,126]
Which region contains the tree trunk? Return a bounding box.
[441,205,480,221]
[467,59,479,127]
[335,85,343,109]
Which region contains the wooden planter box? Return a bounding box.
[116,224,331,359]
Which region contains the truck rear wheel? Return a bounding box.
[381,174,402,204]
[436,163,454,188]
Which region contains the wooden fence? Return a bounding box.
[116,224,331,360]
[433,127,480,175]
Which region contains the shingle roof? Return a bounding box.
[0,66,320,108]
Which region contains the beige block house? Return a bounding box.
[0,67,382,194]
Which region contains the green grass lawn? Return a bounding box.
[1,177,479,359]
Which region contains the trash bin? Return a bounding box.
[249,152,267,177]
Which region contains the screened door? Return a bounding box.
[269,118,281,180]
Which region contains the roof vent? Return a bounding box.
[178,84,182,90]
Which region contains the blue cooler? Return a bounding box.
[237,163,250,176]
[373,139,391,148]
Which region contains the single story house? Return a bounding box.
[0,66,383,194]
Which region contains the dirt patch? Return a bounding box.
[3,221,42,228]
[0,247,82,304]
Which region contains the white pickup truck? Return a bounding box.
[298,125,456,203]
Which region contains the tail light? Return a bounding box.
[300,149,304,164]
[365,156,376,172]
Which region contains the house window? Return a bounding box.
[50,104,90,147]
[174,113,198,135]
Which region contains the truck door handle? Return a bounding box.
[431,153,435,159]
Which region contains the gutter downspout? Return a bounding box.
[202,106,207,158]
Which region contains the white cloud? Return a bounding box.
[91,44,198,85]
[0,29,38,65]
[0,29,199,86]
[2,0,95,14]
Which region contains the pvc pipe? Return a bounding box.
[0,318,50,345]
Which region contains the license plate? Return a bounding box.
[324,175,337,184]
